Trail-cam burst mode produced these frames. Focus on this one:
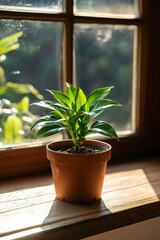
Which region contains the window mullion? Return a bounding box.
[64,0,74,86]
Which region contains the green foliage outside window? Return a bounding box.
[0,32,43,145]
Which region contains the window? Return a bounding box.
[0,0,159,178]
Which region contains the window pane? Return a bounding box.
[74,24,137,133]
[0,20,63,148]
[0,0,65,14]
[74,0,139,18]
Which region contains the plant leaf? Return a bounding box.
[49,110,67,119]
[53,102,72,111]
[0,31,23,55]
[66,82,76,101]
[47,89,71,108]
[90,120,119,140]
[86,86,114,110]
[5,82,43,99]
[4,115,23,143]
[31,100,55,110]
[30,116,50,131]
[90,99,122,112]
[74,86,87,111]
[35,125,65,139]
[31,112,67,131]
[17,96,29,111]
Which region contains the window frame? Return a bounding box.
[0,0,160,179]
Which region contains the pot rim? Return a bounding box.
[46,139,111,155]
[46,139,112,165]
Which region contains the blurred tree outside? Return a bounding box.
[0,32,43,145]
[75,0,136,16]
[74,24,134,131]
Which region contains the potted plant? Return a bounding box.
[31,82,121,203]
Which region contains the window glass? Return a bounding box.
[0,0,65,13]
[74,24,137,132]
[74,0,139,18]
[0,19,63,147]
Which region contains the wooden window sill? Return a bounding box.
[0,159,160,240]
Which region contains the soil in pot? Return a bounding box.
[54,144,106,154]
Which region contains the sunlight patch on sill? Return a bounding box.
[103,168,159,211]
[0,185,54,237]
[1,227,43,240]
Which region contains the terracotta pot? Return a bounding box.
[46,139,111,203]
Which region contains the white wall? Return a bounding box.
[83,217,160,240]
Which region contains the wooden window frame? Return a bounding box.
[0,0,160,179]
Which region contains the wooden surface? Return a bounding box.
[0,159,160,240]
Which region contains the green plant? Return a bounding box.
[0,31,23,56]
[0,97,38,144]
[31,83,121,147]
[0,32,43,98]
[0,32,43,144]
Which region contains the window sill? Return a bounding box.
[0,159,160,240]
